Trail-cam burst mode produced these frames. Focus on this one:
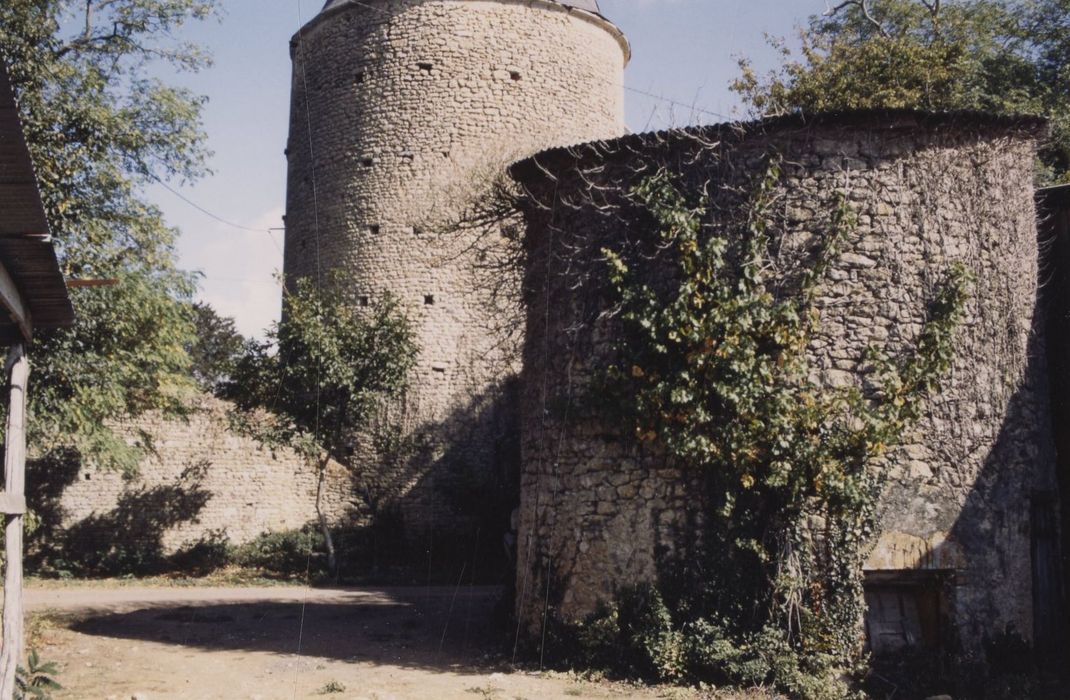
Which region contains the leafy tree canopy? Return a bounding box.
[224,276,418,575]
[187,302,244,393]
[225,277,418,464]
[733,0,1070,182]
[0,0,220,470]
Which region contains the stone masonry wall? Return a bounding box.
[511,112,1058,650]
[51,396,353,554]
[284,0,627,545]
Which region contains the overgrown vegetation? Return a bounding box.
[15,650,62,700]
[733,0,1070,183]
[317,680,346,695]
[567,163,969,699]
[223,275,419,577]
[187,302,245,393]
[0,0,222,472]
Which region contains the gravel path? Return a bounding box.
[25,584,707,700]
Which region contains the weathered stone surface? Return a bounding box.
[511,114,1058,650]
[54,396,353,552]
[284,0,628,543]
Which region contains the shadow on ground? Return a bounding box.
[67,586,511,672]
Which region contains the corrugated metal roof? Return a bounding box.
[0,71,49,238]
[321,0,602,16]
[0,65,75,338]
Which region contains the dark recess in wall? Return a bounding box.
[1037,184,1070,654]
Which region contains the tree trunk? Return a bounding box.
[314,457,337,579]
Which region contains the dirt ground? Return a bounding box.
[25,584,762,700]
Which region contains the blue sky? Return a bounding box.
[156,0,828,337]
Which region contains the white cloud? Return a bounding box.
[178,206,285,340]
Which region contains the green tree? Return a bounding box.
[733,0,1070,182]
[187,302,244,393]
[0,0,219,470]
[224,277,418,575]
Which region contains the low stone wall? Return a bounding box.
[47,396,354,554]
[511,111,1059,650]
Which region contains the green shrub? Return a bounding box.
[167,529,232,576]
[232,526,324,575]
[573,584,857,700]
[16,649,62,700]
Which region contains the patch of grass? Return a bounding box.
[25,612,57,652]
[317,680,346,694]
[26,566,305,590]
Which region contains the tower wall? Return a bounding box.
[511,114,1058,649]
[284,0,627,547]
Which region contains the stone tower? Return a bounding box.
[512,113,1059,651]
[284,0,628,550]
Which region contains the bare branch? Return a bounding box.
[84,0,93,39]
[824,0,890,38]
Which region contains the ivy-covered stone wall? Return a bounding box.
[511,112,1058,651]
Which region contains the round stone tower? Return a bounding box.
[511,113,1056,649]
[284,0,628,550]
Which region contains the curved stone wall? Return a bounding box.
[511,112,1057,648]
[284,0,627,544]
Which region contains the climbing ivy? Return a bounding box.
[586,160,971,698]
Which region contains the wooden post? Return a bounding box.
[0,344,29,699]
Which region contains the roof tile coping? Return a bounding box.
[510,109,1049,182]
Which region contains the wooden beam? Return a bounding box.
[0,344,29,699]
[0,493,25,515]
[0,260,30,342]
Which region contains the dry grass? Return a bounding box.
[26,566,304,590]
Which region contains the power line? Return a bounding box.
[149,175,286,258]
[153,6,734,248]
[150,174,279,234]
[623,84,734,123]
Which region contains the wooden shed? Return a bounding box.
[0,62,75,697]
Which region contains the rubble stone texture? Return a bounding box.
[54,397,353,552]
[511,113,1059,649]
[283,0,628,542]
